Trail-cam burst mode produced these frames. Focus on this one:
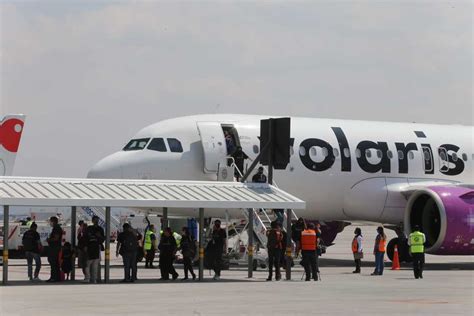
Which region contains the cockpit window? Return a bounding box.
[123,138,150,151]
[167,138,183,153]
[147,138,167,152]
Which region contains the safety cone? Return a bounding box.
[391,245,400,270]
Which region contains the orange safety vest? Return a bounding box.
[378,237,386,252]
[352,238,358,253]
[301,229,317,251]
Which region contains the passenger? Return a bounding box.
[22,222,42,281]
[84,216,105,283]
[252,167,267,183]
[116,223,138,283]
[179,227,197,281]
[158,227,179,281]
[61,242,74,281]
[144,224,157,269]
[301,223,318,281]
[207,219,227,280]
[46,216,63,282]
[266,221,283,281]
[314,223,322,276]
[224,131,236,155]
[231,146,249,180]
[408,225,426,279]
[352,227,363,273]
[291,217,306,258]
[77,222,88,280]
[371,226,387,276]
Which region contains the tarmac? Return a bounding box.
[0,224,473,316]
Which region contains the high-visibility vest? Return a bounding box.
[26,221,33,228]
[352,237,359,253]
[301,229,317,251]
[144,230,155,250]
[378,236,386,252]
[409,231,425,253]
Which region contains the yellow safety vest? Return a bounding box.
[26,221,33,228]
[409,231,425,254]
[144,230,155,250]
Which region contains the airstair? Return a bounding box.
[80,206,121,236]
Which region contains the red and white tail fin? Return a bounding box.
[0,114,26,176]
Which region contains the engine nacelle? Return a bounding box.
[404,186,474,255]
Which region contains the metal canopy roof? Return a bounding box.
[0,177,305,210]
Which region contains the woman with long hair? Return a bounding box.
[372,226,387,276]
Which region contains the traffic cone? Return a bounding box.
[391,245,400,270]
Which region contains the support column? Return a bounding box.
[2,205,9,285]
[70,206,77,281]
[248,209,254,278]
[162,207,168,230]
[104,207,111,283]
[286,209,292,281]
[198,208,204,281]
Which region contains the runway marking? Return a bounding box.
[388,299,452,305]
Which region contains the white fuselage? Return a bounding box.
[88,114,474,223]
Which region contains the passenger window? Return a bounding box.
[355,149,361,158]
[167,138,183,153]
[253,145,259,154]
[310,147,317,157]
[452,152,458,162]
[387,150,393,159]
[147,138,167,152]
[462,153,468,161]
[343,148,350,158]
[376,150,382,159]
[423,151,431,161]
[333,148,339,157]
[123,138,150,151]
[439,151,447,161]
[365,149,372,158]
[322,147,328,157]
[408,151,415,160]
[397,150,404,160]
[299,146,306,156]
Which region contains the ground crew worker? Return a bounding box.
[371,226,386,276]
[26,217,33,228]
[408,225,426,279]
[352,227,363,273]
[144,224,157,269]
[266,221,283,281]
[301,223,318,281]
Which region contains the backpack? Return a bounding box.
[121,232,138,254]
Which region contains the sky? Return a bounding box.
[0,1,472,178]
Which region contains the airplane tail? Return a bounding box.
[0,114,26,176]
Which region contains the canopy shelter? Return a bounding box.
[0,177,305,285]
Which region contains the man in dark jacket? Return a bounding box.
[207,220,227,280]
[291,218,306,258]
[84,216,105,283]
[252,167,267,183]
[266,221,283,281]
[22,222,42,281]
[231,146,249,180]
[116,223,139,282]
[46,216,63,282]
[158,227,179,280]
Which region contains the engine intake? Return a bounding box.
[404,186,474,255]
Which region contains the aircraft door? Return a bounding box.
[197,122,227,173]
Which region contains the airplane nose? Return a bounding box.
[87,153,124,179]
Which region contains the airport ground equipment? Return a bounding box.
[0,176,304,285]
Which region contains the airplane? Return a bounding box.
[87,114,474,261]
[0,114,25,176]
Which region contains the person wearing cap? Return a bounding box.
[266,221,284,281]
[46,216,63,282]
[252,167,267,183]
[408,225,426,279]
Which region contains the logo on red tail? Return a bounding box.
[0,118,24,153]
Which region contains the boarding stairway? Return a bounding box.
[80,206,121,235]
